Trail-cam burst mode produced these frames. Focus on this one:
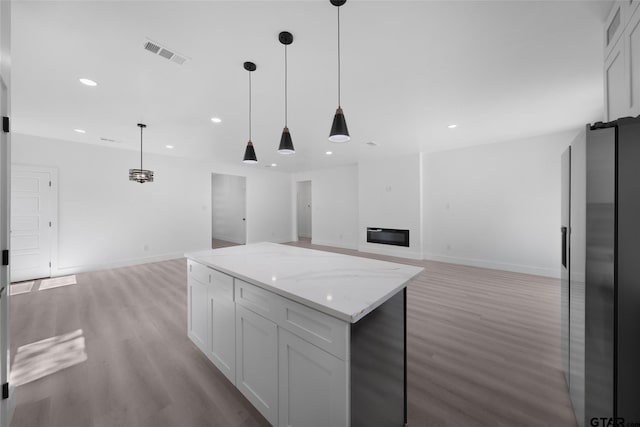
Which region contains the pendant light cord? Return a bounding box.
[285,44,288,127]
[140,125,143,170]
[337,6,341,107]
[249,70,252,141]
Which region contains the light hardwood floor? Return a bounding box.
[10,242,576,427]
[211,239,241,250]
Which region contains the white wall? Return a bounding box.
[424,129,577,277]
[16,124,574,279]
[358,153,423,259]
[12,133,292,275]
[292,165,358,249]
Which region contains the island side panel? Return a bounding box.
[350,288,406,427]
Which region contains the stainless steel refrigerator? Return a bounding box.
[561,117,640,427]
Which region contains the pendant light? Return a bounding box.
[129,123,154,183]
[278,31,295,155]
[243,61,258,163]
[329,0,350,143]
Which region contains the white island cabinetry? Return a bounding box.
[186,242,423,427]
[235,304,278,425]
[207,268,235,384]
[187,260,236,384]
[187,260,209,354]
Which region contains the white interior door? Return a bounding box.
[297,181,312,239]
[211,173,246,245]
[10,167,56,282]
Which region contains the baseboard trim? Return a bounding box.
[424,253,559,278]
[311,240,358,250]
[53,252,185,276]
[358,244,423,260]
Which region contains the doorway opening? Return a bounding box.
[211,173,246,249]
[296,181,312,243]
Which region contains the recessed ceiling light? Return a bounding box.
[165,145,174,149]
[326,151,333,155]
[74,129,86,134]
[79,78,98,87]
[271,163,277,167]
[447,124,458,129]
[211,117,222,123]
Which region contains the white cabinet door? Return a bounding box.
[188,278,209,353]
[278,328,348,427]
[605,3,624,60]
[627,6,640,115]
[236,305,278,426]
[605,36,628,121]
[208,289,235,384]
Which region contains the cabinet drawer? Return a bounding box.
[210,269,234,301]
[235,280,279,321]
[188,260,211,285]
[235,279,349,360]
[276,298,349,360]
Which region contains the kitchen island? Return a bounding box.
[186,242,423,427]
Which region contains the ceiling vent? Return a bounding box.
[143,38,188,66]
[171,55,187,65]
[158,48,174,60]
[144,41,161,54]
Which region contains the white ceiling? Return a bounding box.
[11,1,611,173]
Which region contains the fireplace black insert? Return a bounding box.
[367,228,410,247]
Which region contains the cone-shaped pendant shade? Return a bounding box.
[278,127,295,154]
[243,141,258,163]
[329,107,350,143]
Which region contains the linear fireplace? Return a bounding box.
[367,228,410,247]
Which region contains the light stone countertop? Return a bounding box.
[186,242,424,323]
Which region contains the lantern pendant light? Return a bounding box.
[243,61,258,163]
[329,0,350,143]
[278,31,295,155]
[129,123,154,183]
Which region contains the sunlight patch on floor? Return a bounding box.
[10,281,34,295]
[39,275,77,290]
[10,329,88,387]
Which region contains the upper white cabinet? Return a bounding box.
[605,3,624,60]
[605,36,628,120]
[626,6,640,115]
[604,1,640,120]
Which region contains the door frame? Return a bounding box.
[0,72,12,427]
[11,164,59,281]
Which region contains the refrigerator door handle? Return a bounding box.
[561,226,568,268]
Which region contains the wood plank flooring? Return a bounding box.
[10,243,576,427]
